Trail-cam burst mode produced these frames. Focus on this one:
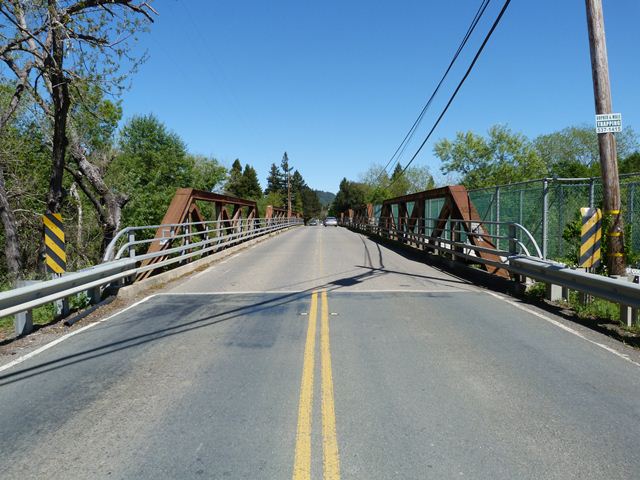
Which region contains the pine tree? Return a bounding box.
[241,165,262,199]
[265,163,283,195]
[391,163,403,182]
[290,170,306,211]
[225,159,243,196]
[301,187,322,219]
[281,152,293,209]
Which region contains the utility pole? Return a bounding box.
[287,169,292,218]
[585,0,625,275]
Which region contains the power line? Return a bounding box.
[377,0,492,182]
[387,0,512,190]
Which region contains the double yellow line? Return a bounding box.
[292,290,340,480]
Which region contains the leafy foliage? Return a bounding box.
[107,115,226,227]
[359,163,435,204]
[332,178,367,214]
[435,125,547,188]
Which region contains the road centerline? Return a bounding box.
[292,291,318,480]
[321,290,341,480]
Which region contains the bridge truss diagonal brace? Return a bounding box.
[137,188,259,280]
[379,186,509,278]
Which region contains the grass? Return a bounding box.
[525,281,640,332]
[0,292,92,339]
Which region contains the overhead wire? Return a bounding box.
[386,0,512,189]
[376,0,492,182]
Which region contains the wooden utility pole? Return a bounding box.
[287,169,292,217]
[585,0,625,275]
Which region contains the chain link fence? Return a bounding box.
[468,174,640,262]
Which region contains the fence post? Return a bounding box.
[628,183,634,227]
[495,186,501,250]
[542,179,549,259]
[507,223,521,284]
[589,178,595,208]
[508,223,517,256]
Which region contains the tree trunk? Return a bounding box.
[46,21,70,214]
[68,136,129,256]
[69,183,83,247]
[0,163,22,280]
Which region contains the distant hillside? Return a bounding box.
[313,190,335,207]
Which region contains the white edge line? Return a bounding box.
[0,294,158,374]
[484,291,640,368]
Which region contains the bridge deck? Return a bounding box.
[1,226,639,479]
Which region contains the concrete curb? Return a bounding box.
[116,226,298,301]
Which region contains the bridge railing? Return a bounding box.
[103,217,282,262]
[344,216,639,325]
[344,216,542,271]
[1,217,302,335]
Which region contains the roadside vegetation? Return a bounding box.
[0,2,324,301]
[331,124,639,330]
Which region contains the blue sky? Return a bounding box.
[121,0,640,192]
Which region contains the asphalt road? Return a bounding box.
[1,226,640,479]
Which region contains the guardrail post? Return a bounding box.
[14,280,38,336]
[620,275,640,326]
[128,231,136,258]
[620,304,638,327]
[545,283,563,302]
[55,297,70,319]
[87,286,101,305]
[15,308,33,337]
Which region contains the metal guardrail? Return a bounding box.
[1,217,302,334]
[509,256,640,309]
[345,217,639,326]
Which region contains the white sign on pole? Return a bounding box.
[595,113,622,133]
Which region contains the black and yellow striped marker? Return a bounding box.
[43,213,66,274]
[579,207,602,268]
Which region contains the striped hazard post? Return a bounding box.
[43,213,66,274]
[579,207,602,269]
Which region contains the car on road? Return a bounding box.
[323,217,338,227]
[308,218,319,226]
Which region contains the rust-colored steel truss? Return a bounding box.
[138,188,258,280]
[266,206,302,219]
[377,186,508,277]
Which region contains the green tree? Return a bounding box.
[225,159,244,196]
[107,115,225,228]
[257,191,284,217]
[240,165,262,199]
[0,1,155,215]
[435,125,547,188]
[301,187,322,220]
[0,84,50,279]
[265,163,283,195]
[290,170,306,213]
[333,178,367,213]
[535,125,638,178]
[188,155,227,193]
[620,151,640,174]
[359,163,435,204]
